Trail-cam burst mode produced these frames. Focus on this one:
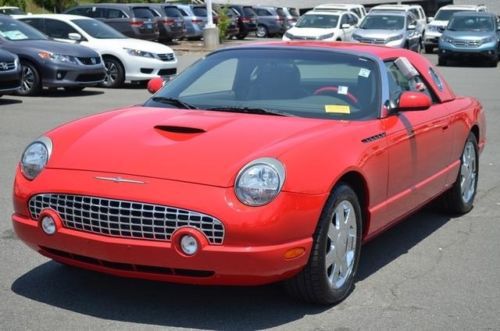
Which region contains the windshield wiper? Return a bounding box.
[150,97,198,109]
[206,106,294,117]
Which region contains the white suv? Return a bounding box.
[18,14,178,88]
[313,3,366,20]
[423,4,488,53]
[370,4,427,35]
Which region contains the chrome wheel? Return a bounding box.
[103,60,118,86]
[325,200,357,289]
[256,25,267,38]
[460,141,477,204]
[20,65,35,93]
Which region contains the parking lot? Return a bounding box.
[1,48,499,330]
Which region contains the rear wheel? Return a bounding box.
[256,25,268,38]
[438,55,448,66]
[101,57,124,88]
[285,183,362,305]
[441,133,479,214]
[17,61,41,96]
[424,45,434,53]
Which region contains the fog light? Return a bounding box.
[41,216,56,235]
[56,72,63,79]
[180,235,198,255]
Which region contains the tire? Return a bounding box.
[285,183,362,305]
[100,57,125,88]
[424,45,434,54]
[256,25,268,38]
[413,39,422,53]
[17,61,41,96]
[441,133,479,214]
[488,53,498,67]
[236,32,248,40]
[64,86,85,92]
[438,55,447,66]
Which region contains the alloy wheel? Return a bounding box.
[20,65,35,93]
[460,140,477,204]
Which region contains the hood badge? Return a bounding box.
[95,176,145,184]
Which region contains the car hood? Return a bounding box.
[428,20,448,27]
[443,30,495,40]
[46,106,339,188]
[354,29,404,39]
[91,37,174,54]
[288,27,338,37]
[4,39,99,56]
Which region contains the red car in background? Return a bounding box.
[12,42,485,305]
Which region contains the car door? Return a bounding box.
[379,60,452,224]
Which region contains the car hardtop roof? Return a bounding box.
[0,6,20,9]
[315,4,365,9]
[372,4,422,10]
[18,13,93,20]
[366,11,409,17]
[450,11,496,18]
[439,4,487,11]
[305,10,346,16]
[70,3,151,8]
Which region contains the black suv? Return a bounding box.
[65,3,159,41]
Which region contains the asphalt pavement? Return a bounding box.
[0,50,499,330]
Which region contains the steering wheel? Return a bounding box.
[313,86,359,105]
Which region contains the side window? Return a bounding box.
[350,13,359,25]
[410,9,419,20]
[352,9,362,20]
[107,9,127,19]
[385,61,435,104]
[89,7,106,18]
[21,18,46,33]
[180,58,237,97]
[67,7,92,17]
[44,19,78,39]
[407,15,416,28]
[340,14,349,26]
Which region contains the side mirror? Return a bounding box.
[397,91,431,111]
[408,24,416,30]
[341,23,351,29]
[147,76,165,94]
[68,33,82,41]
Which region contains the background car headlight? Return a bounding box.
[441,36,455,44]
[386,34,404,43]
[20,136,52,180]
[318,33,335,40]
[235,157,285,206]
[38,51,78,65]
[284,32,294,39]
[481,36,494,44]
[124,48,155,58]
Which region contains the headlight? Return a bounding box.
[124,48,155,58]
[441,36,454,44]
[428,25,438,32]
[38,51,78,65]
[318,33,334,40]
[284,32,294,39]
[386,34,404,43]
[20,136,52,180]
[481,36,494,44]
[235,157,285,206]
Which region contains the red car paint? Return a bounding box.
[12,42,486,286]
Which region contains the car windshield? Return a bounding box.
[0,19,47,41]
[72,19,126,39]
[144,48,381,120]
[435,9,465,21]
[360,15,405,30]
[296,14,340,28]
[448,16,494,31]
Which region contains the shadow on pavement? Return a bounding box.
[37,89,105,98]
[11,207,451,328]
[0,98,22,106]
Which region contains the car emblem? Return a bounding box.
[95,176,145,184]
[0,62,8,70]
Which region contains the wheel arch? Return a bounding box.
[470,124,480,143]
[101,54,125,71]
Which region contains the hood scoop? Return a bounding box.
[154,125,206,141]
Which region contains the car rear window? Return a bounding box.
[132,7,155,19]
[193,7,207,16]
[276,8,286,17]
[243,7,257,17]
[164,6,182,17]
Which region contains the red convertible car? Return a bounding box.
[13,42,485,304]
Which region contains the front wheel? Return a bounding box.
[438,55,448,66]
[441,133,479,214]
[256,25,268,38]
[100,57,125,88]
[285,183,362,305]
[17,61,41,96]
[424,45,434,53]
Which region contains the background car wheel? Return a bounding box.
[64,86,85,92]
[101,57,124,88]
[285,182,362,305]
[438,56,447,66]
[236,33,248,40]
[414,39,422,53]
[441,133,479,214]
[256,25,268,38]
[424,45,434,54]
[489,53,498,67]
[17,61,41,96]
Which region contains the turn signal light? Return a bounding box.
[284,247,305,259]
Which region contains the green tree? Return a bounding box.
[0,0,27,11]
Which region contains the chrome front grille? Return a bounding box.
[357,38,386,45]
[0,60,16,71]
[29,194,224,244]
[157,53,175,61]
[451,40,481,48]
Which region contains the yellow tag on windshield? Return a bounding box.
[325,105,350,114]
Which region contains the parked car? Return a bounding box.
[438,11,499,67]
[0,6,26,16]
[283,10,358,41]
[19,14,177,88]
[175,4,208,40]
[253,6,287,38]
[0,48,21,97]
[224,4,257,40]
[352,12,422,52]
[0,15,105,95]
[282,7,299,28]
[424,4,488,53]
[13,41,485,305]
[370,4,427,36]
[146,4,186,42]
[64,3,159,41]
[313,3,366,20]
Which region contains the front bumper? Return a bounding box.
[123,54,178,81]
[439,41,498,59]
[424,31,441,46]
[40,61,105,88]
[12,168,326,285]
[0,67,21,93]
